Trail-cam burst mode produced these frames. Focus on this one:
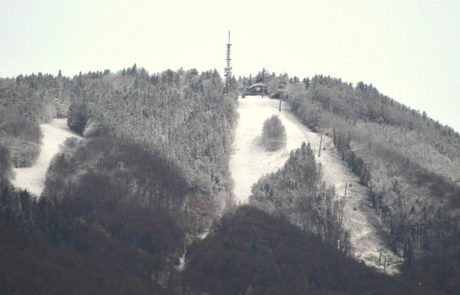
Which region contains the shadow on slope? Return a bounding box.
[182,206,442,295]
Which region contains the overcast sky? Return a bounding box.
[1,0,459,132]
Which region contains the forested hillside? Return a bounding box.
[1,66,237,229]
[0,72,71,171]
[0,186,171,295]
[182,206,441,295]
[237,70,460,292]
[0,66,238,293]
[66,67,236,212]
[1,66,459,294]
[281,75,460,262]
[239,72,459,290]
[251,143,349,251]
[243,71,460,247]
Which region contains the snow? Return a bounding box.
[229,95,402,274]
[11,118,81,197]
[176,229,209,272]
[176,250,186,272]
[197,230,209,240]
[230,96,305,204]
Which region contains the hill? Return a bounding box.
[1,68,459,294]
[182,206,441,295]
[282,75,460,262]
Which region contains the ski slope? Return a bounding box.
[229,95,402,273]
[11,118,81,197]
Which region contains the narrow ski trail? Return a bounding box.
[229,95,402,274]
[11,118,81,197]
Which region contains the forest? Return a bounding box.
[250,142,349,251]
[0,66,238,293]
[0,67,459,294]
[182,206,441,295]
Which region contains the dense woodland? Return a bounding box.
[1,67,459,294]
[0,185,171,295]
[182,206,441,295]
[58,66,237,233]
[0,67,238,293]
[250,143,349,251]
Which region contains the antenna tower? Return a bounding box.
[224,31,232,91]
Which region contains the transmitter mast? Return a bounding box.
[224,31,232,92]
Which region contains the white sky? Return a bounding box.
[1,0,459,131]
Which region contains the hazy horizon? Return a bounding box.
[1,0,459,132]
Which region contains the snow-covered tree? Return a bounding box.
[260,115,286,151]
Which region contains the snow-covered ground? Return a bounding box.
[229,95,402,274]
[11,118,81,197]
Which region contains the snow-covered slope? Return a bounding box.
[229,95,402,273]
[11,118,81,197]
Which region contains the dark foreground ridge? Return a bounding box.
[183,206,441,295]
